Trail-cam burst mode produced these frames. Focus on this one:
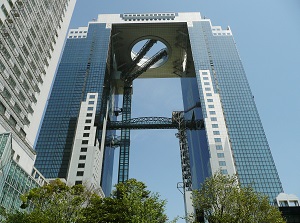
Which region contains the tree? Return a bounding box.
[80,178,168,223]
[1,179,168,223]
[0,179,95,223]
[192,172,285,223]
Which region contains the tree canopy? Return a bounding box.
[1,179,92,223]
[192,172,285,223]
[81,178,167,223]
[0,178,168,223]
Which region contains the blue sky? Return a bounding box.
[69,0,300,221]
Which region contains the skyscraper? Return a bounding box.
[0,0,76,210]
[0,0,76,145]
[35,12,283,204]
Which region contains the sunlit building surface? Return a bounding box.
[0,133,46,210]
[0,0,76,145]
[0,0,76,210]
[35,12,283,211]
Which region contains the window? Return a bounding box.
[204,82,210,85]
[82,140,88,144]
[216,145,223,150]
[87,107,93,111]
[208,105,214,108]
[212,124,219,128]
[89,95,95,99]
[213,131,220,135]
[77,171,84,176]
[7,0,13,7]
[78,163,85,168]
[290,201,299,207]
[207,99,213,102]
[203,77,209,80]
[211,117,217,121]
[217,153,225,158]
[202,72,208,75]
[9,115,17,127]
[85,119,92,123]
[83,133,89,137]
[16,155,20,162]
[0,101,6,114]
[1,4,9,17]
[206,93,212,96]
[79,155,86,160]
[221,169,228,175]
[11,149,15,158]
[205,88,211,91]
[214,138,221,142]
[86,113,92,117]
[75,181,82,185]
[219,161,226,166]
[81,148,87,152]
[209,111,216,115]
[279,201,288,207]
[88,101,94,105]
[84,126,91,130]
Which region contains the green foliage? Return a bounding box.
[192,172,285,223]
[80,178,167,223]
[1,179,94,223]
[1,179,168,223]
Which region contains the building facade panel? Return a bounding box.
[34,23,111,180]
[0,0,77,211]
[0,0,76,145]
[187,19,283,200]
[0,133,46,210]
[35,12,283,203]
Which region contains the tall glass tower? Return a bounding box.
[184,20,283,200]
[35,12,283,201]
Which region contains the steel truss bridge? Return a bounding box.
[106,116,204,130]
[102,111,204,192]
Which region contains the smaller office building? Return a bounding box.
[276,193,300,223]
[0,132,46,210]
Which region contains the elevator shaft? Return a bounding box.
[118,86,132,183]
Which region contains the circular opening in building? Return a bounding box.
[131,39,169,69]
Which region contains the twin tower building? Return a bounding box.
[0,0,282,213]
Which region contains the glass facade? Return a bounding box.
[34,23,112,188]
[181,77,210,190]
[184,20,283,200]
[35,13,283,200]
[0,133,42,210]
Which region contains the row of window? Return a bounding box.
[0,101,27,138]
[202,71,228,174]
[212,33,231,36]
[123,13,175,17]
[70,30,87,34]
[124,18,175,22]
[69,35,87,39]
[77,144,87,178]
[75,94,97,181]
